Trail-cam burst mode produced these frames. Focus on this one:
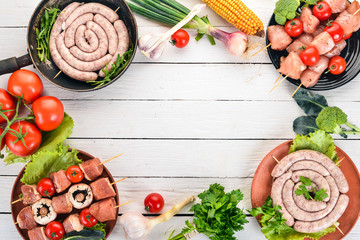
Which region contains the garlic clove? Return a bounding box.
[119,212,152,240]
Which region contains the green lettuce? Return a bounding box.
[249,197,336,240]
[4,113,74,164]
[85,223,107,240]
[20,143,82,185]
[289,130,338,161]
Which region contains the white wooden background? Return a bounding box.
[0,0,359,239]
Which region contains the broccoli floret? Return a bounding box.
[316,107,347,134]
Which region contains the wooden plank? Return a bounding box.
[40,100,360,139]
[0,0,272,27]
[0,139,358,177]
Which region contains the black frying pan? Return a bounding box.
[0,0,138,92]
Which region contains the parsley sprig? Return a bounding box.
[169,183,248,240]
[295,176,329,201]
[87,47,134,88]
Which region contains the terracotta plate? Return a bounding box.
[251,141,360,240]
[11,149,119,240]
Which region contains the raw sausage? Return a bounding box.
[99,20,129,77]
[50,2,98,81]
[94,14,118,55]
[64,13,94,48]
[294,194,349,233]
[289,160,330,176]
[270,171,295,226]
[291,170,330,202]
[69,21,109,62]
[75,25,99,53]
[56,32,112,71]
[271,150,349,193]
[293,182,327,212]
[65,3,119,28]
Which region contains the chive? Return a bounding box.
[127,2,179,26]
[131,0,183,22]
[143,0,186,19]
[158,0,190,15]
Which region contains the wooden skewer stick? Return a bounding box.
[111,177,128,185]
[269,75,288,93]
[272,155,280,164]
[115,7,120,13]
[100,153,124,165]
[14,222,18,225]
[114,200,133,209]
[53,70,62,79]
[12,198,23,204]
[274,73,282,84]
[335,224,344,235]
[336,157,345,166]
[251,43,271,57]
[291,83,303,97]
[353,8,360,16]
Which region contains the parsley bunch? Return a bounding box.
[169,183,248,240]
[295,176,329,202]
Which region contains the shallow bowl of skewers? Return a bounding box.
[266,1,360,91]
[11,149,120,240]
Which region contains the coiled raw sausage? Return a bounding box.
[75,25,99,53]
[94,14,118,55]
[293,182,327,212]
[289,160,330,176]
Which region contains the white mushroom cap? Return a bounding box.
[67,183,93,209]
[32,198,57,225]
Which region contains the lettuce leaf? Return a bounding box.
[249,197,336,240]
[289,130,338,161]
[85,223,107,240]
[4,113,74,165]
[20,143,82,185]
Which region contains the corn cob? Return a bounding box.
[203,0,264,37]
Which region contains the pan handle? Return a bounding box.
[0,54,32,76]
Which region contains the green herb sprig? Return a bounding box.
[86,47,134,88]
[295,176,329,202]
[169,183,248,240]
[36,6,60,62]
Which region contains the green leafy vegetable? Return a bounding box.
[20,143,82,185]
[274,0,320,25]
[87,48,134,88]
[293,89,360,138]
[36,6,60,62]
[295,176,329,201]
[274,0,300,25]
[289,130,338,161]
[249,196,336,240]
[85,223,107,240]
[4,113,74,164]
[64,229,105,240]
[169,183,248,240]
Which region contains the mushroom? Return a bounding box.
[31,198,57,225]
[67,183,93,209]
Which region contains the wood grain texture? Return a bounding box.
[0,0,359,239]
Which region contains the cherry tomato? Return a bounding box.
[66,165,84,183]
[37,178,56,197]
[0,128,5,150]
[7,69,43,103]
[32,96,64,131]
[300,46,320,66]
[171,29,190,48]
[45,221,65,240]
[324,21,344,43]
[0,89,15,124]
[5,121,42,157]
[328,56,346,75]
[343,32,352,40]
[80,208,98,228]
[312,2,332,21]
[285,19,304,38]
[144,193,165,213]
